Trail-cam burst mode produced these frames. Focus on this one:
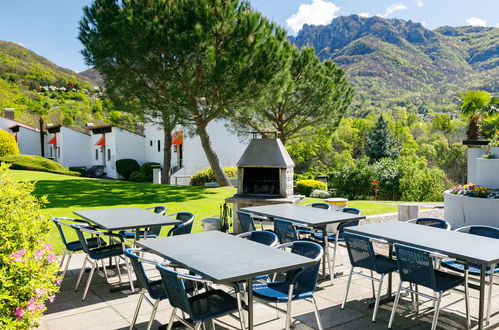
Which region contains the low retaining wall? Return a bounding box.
[444,190,499,228]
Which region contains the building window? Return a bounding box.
[49,147,53,158]
[107,149,111,161]
[57,147,60,158]
[157,140,161,152]
[150,140,153,147]
[95,149,99,160]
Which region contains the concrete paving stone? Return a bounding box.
[39,306,124,330]
[42,289,108,321]
[295,303,366,329]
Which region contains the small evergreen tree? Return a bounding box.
[365,115,399,162]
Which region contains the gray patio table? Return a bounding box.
[241,203,365,281]
[345,221,499,330]
[136,230,316,330]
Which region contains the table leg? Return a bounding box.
[479,264,486,330]
[323,229,334,282]
[247,278,254,330]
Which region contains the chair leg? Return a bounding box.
[370,270,376,298]
[61,252,73,281]
[166,308,177,330]
[388,281,403,329]
[75,256,88,291]
[194,322,203,330]
[486,265,495,324]
[311,296,323,330]
[431,291,443,330]
[59,249,68,267]
[464,268,471,330]
[341,267,354,309]
[82,261,96,301]
[331,236,339,279]
[146,299,160,330]
[130,291,144,330]
[115,256,122,283]
[235,291,246,330]
[372,274,385,322]
[101,259,109,283]
[414,284,419,315]
[285,299,292,330]
[124,257,135,292]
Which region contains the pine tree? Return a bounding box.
[365,115,399,162]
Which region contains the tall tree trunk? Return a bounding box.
[39,116,45,157]
[161,119,175,184]
[196,122,232,186]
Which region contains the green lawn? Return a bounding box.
[10,170,400,253]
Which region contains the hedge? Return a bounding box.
[0,155,80,176]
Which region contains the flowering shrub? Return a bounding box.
[0,163,59,328]
[449,183,490,198]
[295,179,327,196]
[310,189,331,198]
[0,130,20,157]
[190,167,238,186]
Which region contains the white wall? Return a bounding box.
[144,122,165,164]
[56,127,91,168]
[17,127,45,156]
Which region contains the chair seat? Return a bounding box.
[373,255,398,274]
[253,282,313,302]
[297,227,313,235]
[147,279,169,300]
[88,243,124,259]
[441,260,499,276]
[118,230,158,239]
[66,237,106,252]
[433,270,464,292]
[311,230,343,242]
[189,289,241,322]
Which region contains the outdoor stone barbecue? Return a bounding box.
[226,138,303,233]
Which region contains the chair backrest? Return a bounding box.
[284,241,323,294]
[248,231,278,246]
[52,217,92,247]
[455,225,499,239]
[343,232,379,272]
[274,218,299,243]
[237,211,256,232]
[156,264,193,316]
[394,243,437,291]
[144,206,168,236]
[306,203,331,210]
[71,224,95,255]
[407,217,451,230]
[342,207,361,215]
[124,248,157,295]
[167,212,195,236]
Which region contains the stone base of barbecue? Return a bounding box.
[226,195,304,234]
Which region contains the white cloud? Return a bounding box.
[286,0,341,34]
[358,12,370,18]
[415,0,424,7]
[377,3,408,18]
[465,17,487,27]
[495,22,499,27]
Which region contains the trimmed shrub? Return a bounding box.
[115,159,140,180]
[0,163,59,328]
[310,189,331,198]
[295,179,327,196]
[0,155,80,176]
[68,167,87,177]
[129,170,148,182]
[0,130,20,157]
[190,167,238,186]
[140,162,160,181]
[330,157,374,199]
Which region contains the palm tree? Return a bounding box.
[458,90,498,141]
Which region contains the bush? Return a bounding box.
[310,189,331,198]
[0,163,59,328]
[68,167,87,177]
[295,179,327,196]
[129,170,148,182]
[190,167,238,186]
[115,159,140,180]
[0,155,80,176]
[400,165,447,202]
[330,157,374,199]
[140,162,160,181]
[0,130,20,157]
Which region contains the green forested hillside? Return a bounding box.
[289,15,499,114]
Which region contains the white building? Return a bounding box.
[88,124,146,179]
[143,120,250,184]
[0,113,47,156]
[46,125,91,168]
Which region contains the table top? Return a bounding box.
[345,221,499,265]
[137,231,316,283]
[241,203,365,228]
[74,207,181,231]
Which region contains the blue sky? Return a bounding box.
[0,0,498,72]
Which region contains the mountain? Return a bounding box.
[289,15,499,113]
[79,68,104,88]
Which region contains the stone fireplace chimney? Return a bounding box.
[3,108,15,120]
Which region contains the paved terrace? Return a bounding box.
[39,210,498,330]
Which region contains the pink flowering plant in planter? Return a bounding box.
[449,183,490,198]
[0,164,59,328]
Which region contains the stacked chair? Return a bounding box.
[119,206,168,239]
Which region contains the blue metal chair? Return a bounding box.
[166,212,195,236]
[52,217,106,282]
[252,241,324,330]
[388,243,470,330]
[125,248,168,330]
[156,263,246,330]
[72,224,135,300]
[406,217,451,230]
[237,230,278,247]
[273,218,300,244]
[341,233,398,322]
[441,225,499,324]
[119,206,168,239]
[236,210,257,233]
[297,203,333,235]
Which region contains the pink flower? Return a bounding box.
[14,307,24,321]
[46,253,57,263]
[26,298,37,311]
[55,278,62,286]
[34,288,44,299]
[48,295,56,303]
[44,243,52,252]
[10,248,26,262]
[34,249,44,260]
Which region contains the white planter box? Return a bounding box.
[475,158,499,189]
[467,148,485,183]
[444,191,499,228]
[492,147,499,158]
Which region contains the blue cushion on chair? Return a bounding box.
[311,230,343,242]
[253,282,314,302]
[88,243,124,260]
[441,260,499,276]
[119,230,158,239]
